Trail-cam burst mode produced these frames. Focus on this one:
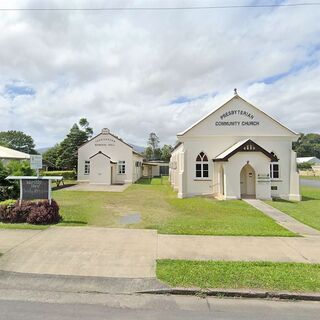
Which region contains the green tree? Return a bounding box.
[147,132,160,160]
[144,146,153,161]
[153,148,162,160]
[0,130,36,154]
[0,162,19,201]
[293,133,320,158]
[161,144,173,162]
[56,119,93,170]
[43,144,61,169]
[6,160,35,176]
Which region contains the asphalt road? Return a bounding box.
[1,297,320,320]
[300,178,320,188]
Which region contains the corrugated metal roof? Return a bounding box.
[297,157,320,164]
[0,145,30,160]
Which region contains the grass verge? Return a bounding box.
[300,176,320,180]
[157,260,320,292]
[0,223,48,230]
[266,186,320,231]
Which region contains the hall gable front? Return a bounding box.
[77,128,135,184]
[178,95,297,138]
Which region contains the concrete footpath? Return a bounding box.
[158,234,320,263]
[244,199,320,237]
[0,227,157,278]
[1,226,320,281]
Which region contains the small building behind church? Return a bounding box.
[169,93,301,201]
[0,145,30,165]
[78,128,144,185]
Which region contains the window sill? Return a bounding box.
[271,179,282,182]
[194,178,212,181]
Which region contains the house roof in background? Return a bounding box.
[296,157,320,163]
[0,145,30,160]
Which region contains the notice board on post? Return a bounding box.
[21,179,49,200]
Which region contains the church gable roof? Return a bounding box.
[178,94,298,138]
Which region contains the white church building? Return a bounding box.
[169,93,301,201]
[78,128,144,184]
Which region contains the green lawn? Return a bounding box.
[300,176,320,180]
[157,260,320,292]
[0,223,47,230]
[266,186,320,231]
[51,177,294,236]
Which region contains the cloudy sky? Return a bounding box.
[0,0,319,148]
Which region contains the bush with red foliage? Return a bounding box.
[0,199,61,225]
[26,200,61,224]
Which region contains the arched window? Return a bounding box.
[196,152,209,178]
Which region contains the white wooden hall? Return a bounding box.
[169,92,301,201]
[78,128,144,185]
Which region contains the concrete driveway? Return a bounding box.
[0,227,157,278]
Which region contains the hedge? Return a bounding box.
[0,200,62,225]
[41,170,76,180]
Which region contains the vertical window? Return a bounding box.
[118,161,126,174]
[196,152,209,178]
[84,161,90,175]
[270,163,279,179]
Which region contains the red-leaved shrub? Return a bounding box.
[26,200,61,224]
[11,201,32,223]
[0,199,61,225]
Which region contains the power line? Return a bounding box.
[0,2,320,11]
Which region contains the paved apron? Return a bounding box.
[0,227,157,278]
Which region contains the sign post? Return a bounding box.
[30,155,43,177]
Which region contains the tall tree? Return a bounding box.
[147,132,160,160]
[293,133,320,158]
[144,146,153,161]
[0,130,36,154]
[42,144,61,169]
[161,144,173,162]
[56,119,93,170]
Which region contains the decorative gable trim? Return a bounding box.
[213,139,278,162]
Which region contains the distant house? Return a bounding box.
[0,145,30,165]
[296,157,320,164]
[142,160,169,177]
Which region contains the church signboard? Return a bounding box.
[6,176,63,205]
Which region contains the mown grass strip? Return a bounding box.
[157,260,320,292]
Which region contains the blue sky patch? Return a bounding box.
[4,83,36,99]
[256,59,319,85]
[170,92,217,105]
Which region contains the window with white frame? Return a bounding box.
[84,161,90,175]
[196,152,209,178]
[118,161,126,174]
[270,162,279,179]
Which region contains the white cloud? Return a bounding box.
[0,0,319,148]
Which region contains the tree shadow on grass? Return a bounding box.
[271,195,318,203]
[135,178,152,185]
[52,183,77,191]
[59,220,88,226]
